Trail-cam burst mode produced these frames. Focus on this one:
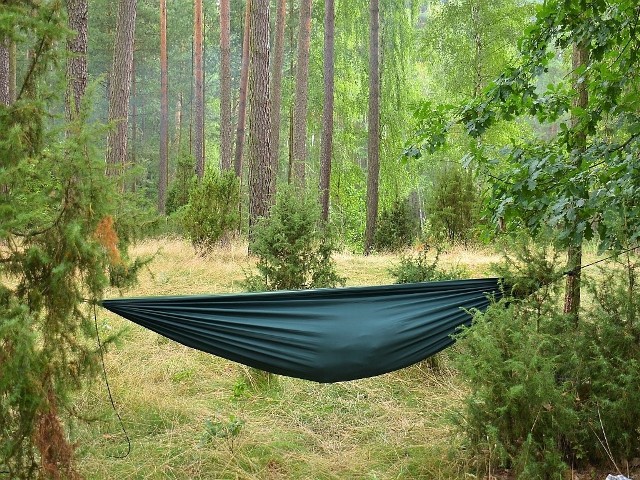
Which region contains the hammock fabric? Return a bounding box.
[101,278,501,383]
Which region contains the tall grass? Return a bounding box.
[74,238,498,479]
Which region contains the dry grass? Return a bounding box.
[74,238,498,479]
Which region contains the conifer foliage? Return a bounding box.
[0,1,136,476]
[244,188,344,291]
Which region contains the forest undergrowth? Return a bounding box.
[72,238,498,479]
[71,238,629,480]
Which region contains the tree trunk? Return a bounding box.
[193,0,205,178]
[65,0,88,118]
[234,0,251,178]
[159,0,169,213]
[175,93,183,152]
[471,3,483,98]
[0,39,16,104]
[131,55,137,189]
[219,0,232,170]
[319,0,335,222]
[270,0,287,182]
[9,41,15,103]
[291,0,312,191]
[248,0,274,234]
[563,43,589,319]
[106,0,137,177]
[287,0,294,181]
[364,0,380,254]
[0,40,8,105]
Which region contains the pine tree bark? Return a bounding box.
[319,0,335,222]
[65,0,88,118]
[219,0,232,170]
[0,39,15,104]
[0,40,8,106]
[8,41,15,103]
[563,43,589,319]
[193,0,205,178]
[291,0,312,191]
[364,0,380,254]
[106,0,137,176]
[175,93,183,150]
[234,0,251,178]
[159,0,169,213]
[131,55,137,189]
[248,0,275,234]
[270,0,287,181]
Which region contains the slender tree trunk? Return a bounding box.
[563,43,589,319]
[248,0,274,234]
[219,0,232,170]
[131,56,137,189]
[65,0,88,118]
[0,40,9,105]
[291,0,312,190]
[9,41,15,103]
[364,0,380,254]
[175,93,183,151]
[287,1,294,181]
[106,0,137,177]
[234,0,251,178]
[1,39,16,104]
[319,0,335,222]
[159,0,169,213]
[471,4,483,97]
[288,103,293,183]
[139,69,145,145]
[270,0,287,181]
[193,0,205,178]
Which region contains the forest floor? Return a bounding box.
[73,238,609,479]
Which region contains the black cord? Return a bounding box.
[93,303,131,459]
[564,245,639,276]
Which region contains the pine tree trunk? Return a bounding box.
[0,40,9,105]
[287,2,294,181]
[219,0,232,170]
[193,0,205,178]
[364,0,380,254]
[131,55,137,189]
[175,93,183,150]
[0,39,15,104]
[319,0,335,222]
[8,41,15,103]
[65,0,88,118]
[291,0,312,191]
[563,43,589,319]
[270,0,287,182]
[106,0,136,177]
[159,0,169,213]
[248,0,274,234]
[234,0,251,178]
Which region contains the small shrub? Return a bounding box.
[454,297,577,478]
[453,242,640,477]
[200,415,245,452]
[576,258,640,464]
[244,188,345,291]
[374,198,421,251]
[389,248,468,284]
[183,168,240,254]
[424,163,479,244]
[166,151,195,215]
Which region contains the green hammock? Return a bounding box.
[101,278,501,383]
